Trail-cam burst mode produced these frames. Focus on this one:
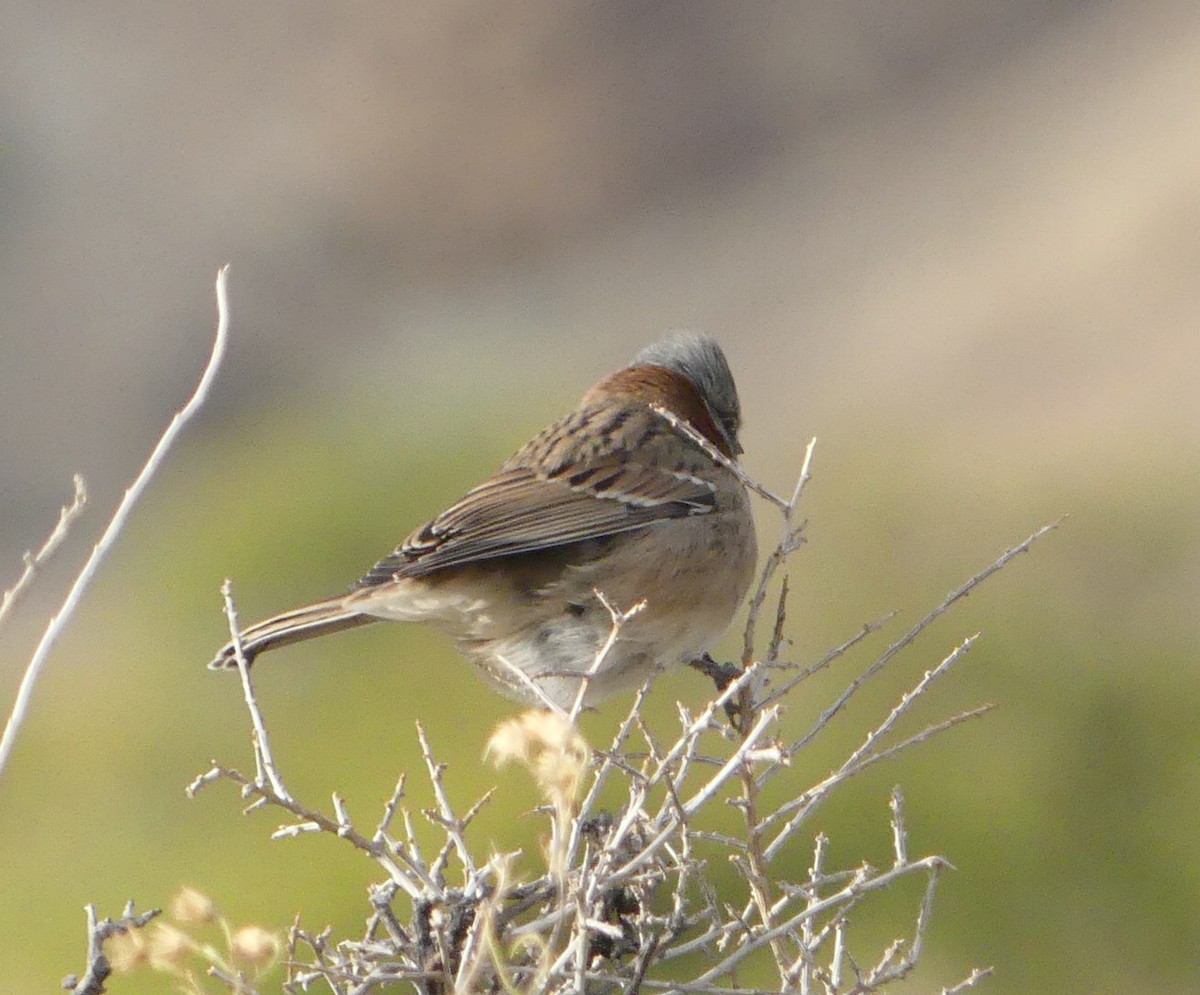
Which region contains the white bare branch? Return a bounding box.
[0,265,232,781]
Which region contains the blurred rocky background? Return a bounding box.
[1,2,1197,992]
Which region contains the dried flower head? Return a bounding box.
[148,923,193,970]
[231,925,282,971]
[170,886,218,924]
[486,709,589,811]
[108,928,149,973]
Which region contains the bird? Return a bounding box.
[210,332,757,710]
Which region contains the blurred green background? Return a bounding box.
[2,4,1198,993]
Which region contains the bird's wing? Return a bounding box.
[356,449,717,585]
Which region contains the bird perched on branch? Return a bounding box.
[210,332,756,709]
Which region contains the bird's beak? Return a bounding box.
[705,401,742,457]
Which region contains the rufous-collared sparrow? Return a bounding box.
[210,332,757,709]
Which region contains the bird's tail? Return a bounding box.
[208,597,376,670]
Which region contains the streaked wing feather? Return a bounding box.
[357,460,715,585]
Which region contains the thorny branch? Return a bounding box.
[62,902,160,995]
[153,439,1049,993]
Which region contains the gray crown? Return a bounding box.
[632,331,742,453]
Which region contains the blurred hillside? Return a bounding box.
[1,3,1198,993]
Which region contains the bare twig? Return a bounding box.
[681,706,779,816]
[790,521,1061,757]
[650,402,792,510]
[493,651,562,711]
[889,786,908,866]
[765,636,986,860]
[0,474,87,630]
[691,855,951,987]
[0,265,232,780]
[191,760,430,900]
[943,967,995,993]
[221,579,291,802]
[418,720,479,878]
[757,611,897,713]
[568,591,646,723]
[741,437,817,668]
[63,902,160,995]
